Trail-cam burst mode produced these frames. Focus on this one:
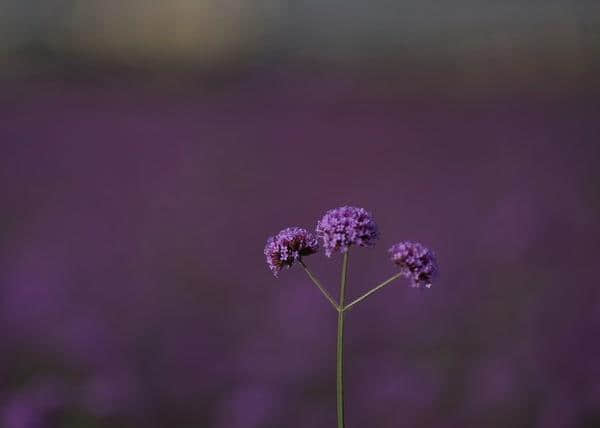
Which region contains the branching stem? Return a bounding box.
[337,251,349,428]
[343,272,404,312]
[299,259,339,311]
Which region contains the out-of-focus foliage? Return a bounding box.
[1,0,600,86]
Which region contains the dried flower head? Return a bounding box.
[316,206,379,257]
[264,227,319,276]
[388,241,438,288]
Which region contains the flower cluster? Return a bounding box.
[388,241,438,288]
[316,206,379,257]
[264,227,319,276]
[264,206,437,289]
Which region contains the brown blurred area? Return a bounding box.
[1,0,599,93]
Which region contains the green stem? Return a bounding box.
[337,251,349,428]
[343,272,404,312]
[299,259,339,311]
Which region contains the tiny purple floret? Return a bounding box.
[388,241,438,288]
[264,227,319,276]
[316,206,378,257]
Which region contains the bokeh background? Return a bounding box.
[1,1,600,427]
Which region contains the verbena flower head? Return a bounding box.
[388,241,438,288]
[316,206,379,257]
[264,227,319,276]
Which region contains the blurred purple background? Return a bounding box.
[1,2,600,427]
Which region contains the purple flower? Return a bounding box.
[264,227,319,276]
[388,241,438,288]
[316,206,378,257]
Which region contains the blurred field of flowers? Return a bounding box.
[1,1,599,427]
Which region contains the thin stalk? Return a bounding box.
[343,272,404,312]
[299,260,339,311]
[337,251,349,428]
